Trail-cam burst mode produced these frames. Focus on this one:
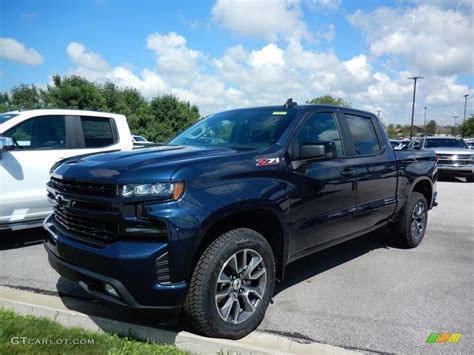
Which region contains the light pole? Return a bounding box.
[423,107,427,136]
[462,94,469,138]
[453,116,459,137]
[408,76,423,139]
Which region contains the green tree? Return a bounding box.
[307,95,352,107]
[1,75,201,143]
[425,120,437,135]
[385,124,398,139]
[459,115,474,137]
[4,84,42,110]
[42,75,106,110]
[147,95,200,143]
[0,92,11,112]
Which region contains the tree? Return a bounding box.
[459,115,474,138]
[0,92,10,112]
[425,120,437,135]
[1,84,42,111]
[385,124,398,139]
[42,75,106,110]
[307,95,352,107]
[147,95,200,143]
[0,75,202,143]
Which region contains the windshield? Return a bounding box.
[425,138,468,148]
[0,113,19,125]
[133,135,146,142]
[169,108,297,150]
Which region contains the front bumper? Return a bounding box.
[437,164,474,175]
[43,215,187,312]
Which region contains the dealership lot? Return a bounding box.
[1,179,472,353]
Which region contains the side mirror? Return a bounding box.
[299,141,336,160]
[0,137,14,152]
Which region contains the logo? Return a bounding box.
[256,157,280,167]
[55,193,75,208]
[426,333,462,344]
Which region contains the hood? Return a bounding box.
[52,145,243,183]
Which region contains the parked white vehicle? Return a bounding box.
[0,109,133,231]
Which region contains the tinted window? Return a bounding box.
[4,116,66,149]
[425,138,467,148]
[345,114,380,155]
[169,108,297,150]
[81,117,115,148]
[295,112,343,157]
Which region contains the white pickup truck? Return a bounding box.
[0,109,133,231]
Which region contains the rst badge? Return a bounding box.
[256,157,280,167]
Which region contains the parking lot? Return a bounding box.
[1,178,472,353]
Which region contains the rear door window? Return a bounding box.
[345,114,381,155]
[80,116,116,148]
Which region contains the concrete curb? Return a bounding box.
[0,286,357,354]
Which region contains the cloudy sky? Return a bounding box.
[0,0,472,125]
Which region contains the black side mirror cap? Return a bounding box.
[299,141,337,160]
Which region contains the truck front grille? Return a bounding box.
[50,177,117,197]
[53,208,119,243]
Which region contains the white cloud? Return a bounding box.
[62,18,472,125]
[348,5,473,75]
[309,0,341,11]
[211,0,309,41]
[66,42,110,71]
[0,37,43,65]
[249,44,285,68]
[146,32,202,86]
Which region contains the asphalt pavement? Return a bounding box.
[1,178,472,353]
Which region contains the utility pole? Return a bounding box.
[462,94,469,138]
[423,107,427,136]
[453,116,459,137]
[408,76,423,139]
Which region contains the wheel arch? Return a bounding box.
[410,177,433,208]
[195,205,290,281]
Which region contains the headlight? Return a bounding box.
[121,182,185,200]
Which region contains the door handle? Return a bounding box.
[340,168,355,177]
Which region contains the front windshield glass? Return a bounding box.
[425,138,468,148]
[169,108,297,150]
[0,113,19,124]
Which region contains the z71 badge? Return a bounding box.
[256,157,280,166]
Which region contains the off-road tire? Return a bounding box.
[390,192,428,248]
[183,228,275,339]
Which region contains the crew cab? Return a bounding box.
[43,102,437,339]
[0,109,133,231]
[409,136,473,182]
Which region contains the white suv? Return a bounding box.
[0,109,133,231]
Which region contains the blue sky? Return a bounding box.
[1,0,472,124]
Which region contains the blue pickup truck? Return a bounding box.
[44,101,437,339]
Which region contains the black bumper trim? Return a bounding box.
[44,242,182,314]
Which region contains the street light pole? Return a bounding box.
[453,116,459,137]
[462,94,469,138]
[408,76,423,139]
[423,107,427,136]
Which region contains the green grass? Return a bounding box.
[0,308,187,354]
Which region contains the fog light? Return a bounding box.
[104,283,118,298]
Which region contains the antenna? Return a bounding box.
[284,98,297,108]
